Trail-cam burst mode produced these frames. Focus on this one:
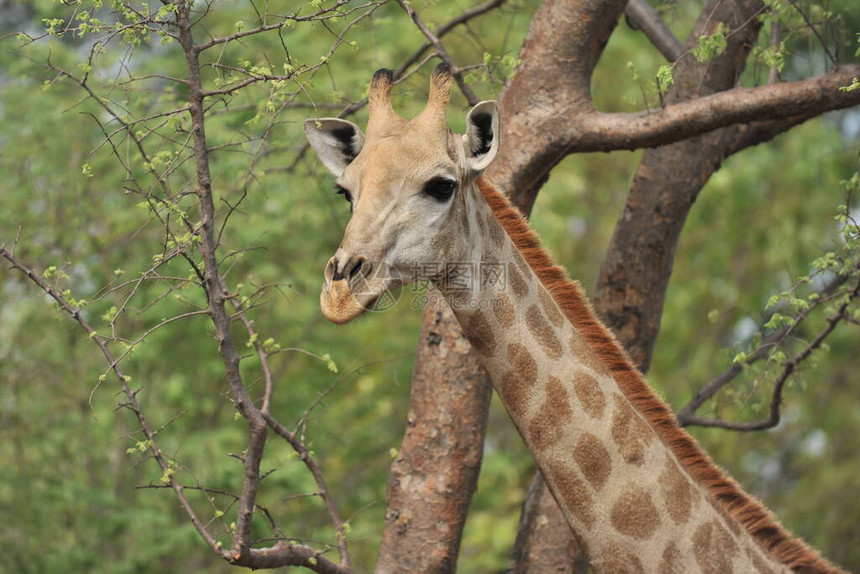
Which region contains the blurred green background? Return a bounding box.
[1,0,858,572]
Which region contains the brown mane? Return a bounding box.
[476,177,842,573]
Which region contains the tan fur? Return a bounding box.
[417,64,453,127]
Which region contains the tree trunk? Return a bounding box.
[376,296,493,573]
[510,473,587,574]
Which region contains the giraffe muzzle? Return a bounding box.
[321,255,400,324]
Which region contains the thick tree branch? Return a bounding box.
[492,0,629,206]
[502,64,860,208]
[495,0,859,209]
[574,66,860,151]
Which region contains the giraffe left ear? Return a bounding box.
[304,118,365,176]
[462,100,500,172]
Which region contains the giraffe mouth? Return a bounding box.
[320,279,385,324]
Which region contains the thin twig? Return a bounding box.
[394,0,508,77]
[679,274,860,431]
[396,0,480,106]
[783,0,838,67]
[677,272,850,420]
[0,245,228,559]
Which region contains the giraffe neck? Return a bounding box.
[435,178,840,574]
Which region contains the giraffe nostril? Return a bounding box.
[331,259,345,282]
[349,257,366,279]
[330,256,369,282]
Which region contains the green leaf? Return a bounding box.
[322,352,338,373]
[693,23,728,62]
[839,78,860,93]
[656,64,674,93]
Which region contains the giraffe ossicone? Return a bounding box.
[305,65,845,573]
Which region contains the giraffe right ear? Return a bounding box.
[304,118,365,176]
[462,100,500,173]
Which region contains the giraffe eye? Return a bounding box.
[335,184,353,204]
[423,177,457,202]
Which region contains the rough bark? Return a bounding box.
[510,473,587,574]
[496,0,630,210]
[570,68,860,152]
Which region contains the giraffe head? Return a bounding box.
[305,64,500,324]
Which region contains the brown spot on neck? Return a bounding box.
[659,454,696,524]
[611,394,652,466]
[569,332,608,374]
[482,204,507,249]
[539,287,564,327]
[601,540,645,574]
[465,309,496,357]
[610,485,661,540]
[546,460,595,528]
[525,304,563,359]
[506,262,529,298]
[498,371,529,421]
[660,542,683,574]
[508,343,537,381]
[748,549,780,574]
[572,432,611,490]
[492,292,515,328]
[693,519,739,574]
[527,376,573,451]
[572,371,606,419]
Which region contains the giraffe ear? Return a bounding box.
[304,118,365,176]
[462,100,500,173]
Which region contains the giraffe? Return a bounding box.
[305,64,844,573]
